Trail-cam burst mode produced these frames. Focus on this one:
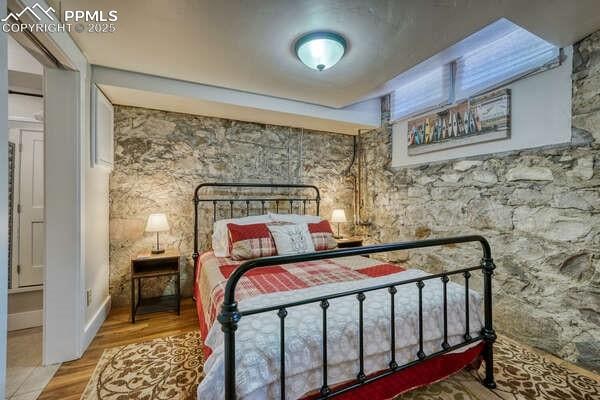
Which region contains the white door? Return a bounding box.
[18,129,45,287]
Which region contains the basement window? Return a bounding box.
[390,65,451,121]
[389,19,561,122]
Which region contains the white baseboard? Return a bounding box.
[81,295,111,352]
[8,309,43,331]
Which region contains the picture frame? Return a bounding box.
[407,89,511,155]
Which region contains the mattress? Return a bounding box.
[194,252,484,399]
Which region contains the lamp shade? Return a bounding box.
[145,213,170,232]
[331,209,347,223]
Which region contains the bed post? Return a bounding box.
[219,301,240,400]
[192,192,199,301]
[481,249,497,389]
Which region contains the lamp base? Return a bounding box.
[151,248,165,254]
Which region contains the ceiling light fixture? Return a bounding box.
[294,31,347,71]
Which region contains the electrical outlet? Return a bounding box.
[86,289,92,307]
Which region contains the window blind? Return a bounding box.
[390,65,451,121]
[454,27,559,100]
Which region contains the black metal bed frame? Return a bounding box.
[193,182,496,400]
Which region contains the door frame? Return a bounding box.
[2,0,92,375]
[0,1,10,396]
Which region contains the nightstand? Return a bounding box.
[130,249,180,323]
[335,237,363,248]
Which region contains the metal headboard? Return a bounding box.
[192,182,321,262]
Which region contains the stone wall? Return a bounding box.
[356,33,600,371]
[110,106,355,305]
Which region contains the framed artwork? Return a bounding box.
[407,89,511,155]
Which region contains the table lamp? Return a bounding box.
[145,213,170,254]
[331,209,347,239]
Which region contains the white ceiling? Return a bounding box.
[51,0,600,108]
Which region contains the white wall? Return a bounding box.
[8,94,42,120]
[7,36,43,76]
[0,0,9,395]
[44,68,82,363]
[83,78,110,340]
[392,46,573,167]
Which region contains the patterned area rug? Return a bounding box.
[81,332,599,400]
[81,331,203,400]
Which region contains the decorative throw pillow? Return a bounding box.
[267,223,316,255]
[213,214,272,257]
[227,223,278,260]
[308,220,337,251]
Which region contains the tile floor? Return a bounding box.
[5,327,60,400]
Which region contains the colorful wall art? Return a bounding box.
[407,89,511,155]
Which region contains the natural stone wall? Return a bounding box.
[357,33,600,371]
[110,106,355,305]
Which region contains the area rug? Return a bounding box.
[81,332,599,400]
[81,331,203,400]
[401,335,600,400]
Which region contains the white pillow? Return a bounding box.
[268,212,322,224]
[267,223,315,256]
[212,214,272,257]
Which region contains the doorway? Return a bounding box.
[6,33,56,399]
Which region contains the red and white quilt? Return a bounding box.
[196,251,406,334]
[194,252,484,400]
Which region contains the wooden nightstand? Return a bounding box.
[335,237,364,248]
[131,249,180,323]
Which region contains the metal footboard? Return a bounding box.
[218,236,497,399]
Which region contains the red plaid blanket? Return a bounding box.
[196,251,405,333]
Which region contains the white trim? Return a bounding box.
[0,2,10,396]
[8,285,42,294]
[7,309,43,331]
[81,295,111,351]
[8,116,42,124]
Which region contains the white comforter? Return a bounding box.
[197,269,483,399]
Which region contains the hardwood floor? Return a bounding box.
[38,299,198,400]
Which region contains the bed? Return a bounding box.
[192,183,497,400]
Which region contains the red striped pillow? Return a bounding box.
[308,220,337,251]
[227,223,278,260]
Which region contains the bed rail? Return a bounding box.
[218,235,497,399]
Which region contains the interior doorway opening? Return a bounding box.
[6,30,59,399]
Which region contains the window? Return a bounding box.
[389,20,560,122]
[454,26,559,100]
[390,66,451,121]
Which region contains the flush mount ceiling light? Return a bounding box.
[294,31,347,71]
